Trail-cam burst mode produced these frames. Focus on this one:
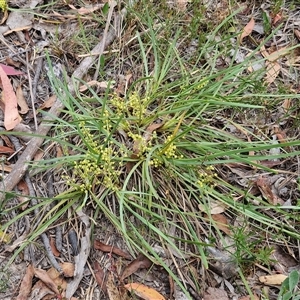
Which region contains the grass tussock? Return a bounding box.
[1,0,300,298]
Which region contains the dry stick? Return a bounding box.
[30,56,44,131]
[32,56,44,97]
[93,0,117,81]
[0,10,124,202]
[26,52,38,131]
[41,232,63,273]
[68,229,79,256]
[65,207,91,299]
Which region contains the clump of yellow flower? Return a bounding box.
[149,134,183,167]
[78,121,101,154]
[160,135,178,158]
[149,157,161,168]
[0,0,7,12]
[197,165,217,188]
[110,91,148,119]
[101,109,113,133]
[195,79,209,91]
[110,95,126,116]
[64,121,122,192]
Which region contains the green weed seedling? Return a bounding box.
[278,270,300,300]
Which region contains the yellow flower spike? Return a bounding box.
[160,112,185,157]
[196,79,208,90]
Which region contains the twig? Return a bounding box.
[41,232,63,274]
[32,56,44,97]
[27,55,44,132]
[24,174,39,217]
[55,225,63,253]
[0,7,127,202]
[93,1,117,81]
[26,52,38,131]
[65,208,91,299]
[68,229,79,256]
[46,170,63,253]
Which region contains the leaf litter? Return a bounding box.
[0,0,300,299]
[0,63,22,130]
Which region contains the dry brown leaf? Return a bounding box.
[94,240,131,260]
[169,275,175,300]
[33,149,45,161]
[0,145,14,154]
[124,282,165,300]
[50,236,60,257]
[272,13,283,25]
[282,99,291,112]
[114,73,133,96]
[211,214,231,235]
[275,132,287,144]
[260,45,270,59]
[121,253,152,281]
[55,144,64,158]
[61,262,75,277]
[239,17,255,43]
[5,57,21,68]
[132,122,163,156]
[259,274,287,285]
[106,273,123,300]
[143,122,164,144]
[127,121,163,172]
[256,176,283,205]
[259,160,283,168]
[39,95,57,110]
[94,261,107,294]
[16,85,29,114]
[31,280,54,300]
[68,3,104,15]
[17,179,29,194]
[0,64,22,130]
[17,179,29,210]
[16,264,34,300]
[265,61,281,84]
[79,80,109,92]
[33,267,61,296]
[47,267,67,291]
[4,26,32,36]
[0,134,13,148]
[203,287,229,300]
[294,29,300,42]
